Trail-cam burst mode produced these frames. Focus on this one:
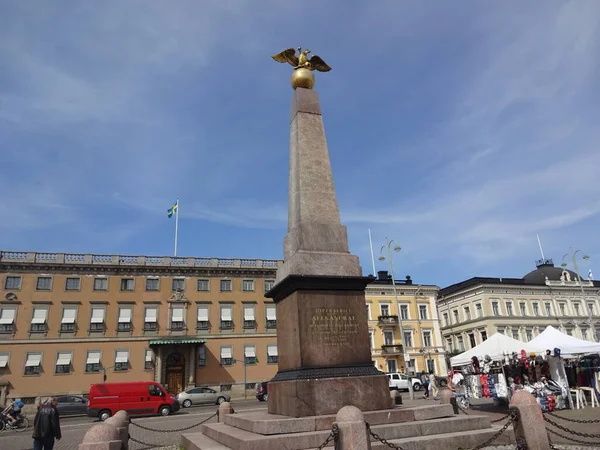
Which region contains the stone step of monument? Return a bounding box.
[372,425,515,450]
[195,414,498,450]
[181,431,231,450]
[223,404,454,436]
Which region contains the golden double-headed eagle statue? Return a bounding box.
[272,47,331,90]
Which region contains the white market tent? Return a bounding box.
[527,326,600,358]
[450,332,527,367]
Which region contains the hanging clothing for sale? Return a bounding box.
[496,373,508,398]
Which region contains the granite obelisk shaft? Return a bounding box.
[277,88,361,282]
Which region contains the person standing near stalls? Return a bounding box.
[421,372,430,399]
[428,371,439,400]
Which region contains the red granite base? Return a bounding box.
[268,374,393,418]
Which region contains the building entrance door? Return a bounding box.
[165,352,185,394]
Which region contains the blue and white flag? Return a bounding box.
[589,268,594,281]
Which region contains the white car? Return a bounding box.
[387,373,422,391]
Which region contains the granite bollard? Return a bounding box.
[509,391,550,450]
[334,406,372,450]
[104,410,129,449]
[78,423,122,450]
[438,389,458,414]
[390,390,402,405]
[218,402,234,423]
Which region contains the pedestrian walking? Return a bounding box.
[428,372,439,400]
[32,397,62,450]
[420,372,430,399]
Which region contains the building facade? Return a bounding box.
[366,271,447,376]
[438,259,600,360]
[0,251,282,402]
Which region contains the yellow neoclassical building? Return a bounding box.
[366,271,447,376]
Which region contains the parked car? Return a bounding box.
[56,395,88,416]
[87,381,180,421]
[387,373,422,391]
[177,387,230,408]
[256,382,268,402]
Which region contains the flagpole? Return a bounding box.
[174,199,179,257]
[368,228,376,276]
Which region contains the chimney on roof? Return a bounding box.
[405,275,412,285]
[377,270,390,282]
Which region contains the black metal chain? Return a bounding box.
[366,423,406,450]
[546,426,599,447]
[545,410,600,424]
[129,411,217,433]
[458,410,519,450]
[543,414,600,439]
[128,433,164,449]
[315,424,339,450]
[490,412,511,424]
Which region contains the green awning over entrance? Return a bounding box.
[149,337,206,345]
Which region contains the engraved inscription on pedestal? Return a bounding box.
[310,308,359,347]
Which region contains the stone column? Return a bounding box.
[154,347,162,384]
[188,346,196,387]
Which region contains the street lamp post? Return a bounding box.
[561,248,597,342]
[232,358,248,399]
[379,238,414,400]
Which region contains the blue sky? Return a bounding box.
[1,1,599,287]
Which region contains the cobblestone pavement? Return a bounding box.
[0,402,266,450]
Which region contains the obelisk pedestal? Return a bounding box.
[266,88,391,417]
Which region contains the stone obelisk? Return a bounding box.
[266,48,391,417]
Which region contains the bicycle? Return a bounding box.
[0,412,30,432]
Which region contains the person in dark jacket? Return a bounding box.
[32,397,61,450]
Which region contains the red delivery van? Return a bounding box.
[87,381,180,421]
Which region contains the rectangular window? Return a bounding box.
[468,333,476,348]
[90,306,106,331]
[114,350,129,371]
[266,305,276,329]
[588,303,595,315]
[36,276,52,291]
[172,278,185,292]
[545,303,552,316]
[267,344,278,364]
[526,329,533,341]
[497,327,505,335]
[419,305,428,320]
[0,353,9,368]
[145,350,154,370]
[197,279,210,291]
[220,279,232,292]
[197,306,209,330]
[492,302,499,316]
[244,345,257,364]
[446,339,453,351]
[4,276,22,290]
[518,303,526,316]
[559,303,566,316]
[60,307,77,332]
[220,346,233,365]
[369,331,374,350]
[383,331,394,345]
[574,303,580,316]
[457,336,465,352]
[506,302,514,316]
[24,352,42,375]
[443,313,449,327]
[476,304,483,318]
[566,328,573,336]
[512,329,520,340]
[170,306,185,330]
[242,280,255,292]
[453,310,459,323]
[0,308,16,333]
[146,278,159,291]
[403,331,413,348]
[93,277,108,291]
[86,350,101,372]
[220,305,233,329]
[533,303,540,316]
[117,307,132,331]
[264,280,275,292]
[30,307,48,332]
[65,277,80,291]
[464,307,471,321]
[380,304,390,316]
[366,304,371,320]
[386,359,397,373]
[55,351,72,374]
[581,328,589,340]
[198,346,206,367]
[481,330,488,341]
[243,305,256,329]
[144,306,158,330]
[423,331,432,347]
[120,278,134,292]
[400,305,409,320]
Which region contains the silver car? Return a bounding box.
[177,387,230,408]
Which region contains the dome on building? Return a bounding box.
[523,259,579,285]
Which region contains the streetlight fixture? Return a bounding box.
[561,248,597,342]
[379,238,414,400]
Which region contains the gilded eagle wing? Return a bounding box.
[308,55,332,72]
[272,48,299,67]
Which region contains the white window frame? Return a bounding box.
[383,330,394,345]
[24,352,42,375]
[422,331,432,347]
[197,279,210,292]
[93,277,108,291]
[475,303,483,318]
[400,304,409,320]
[220,279,232,292]
[244,344,257,364]
[242,280,255,292]
[170,305,185,329]
[419,304,428,320]
[86,350,101,372]
[243,305,255,328]
[220,346,233,365]
[172,277,185,292]
[380,303,390,317]
[114,350,129,371]
[197,305,209,330]
[403,330,413,348]
[144,306,158,327]
[55,351,73,374]
[267,344,278,363]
